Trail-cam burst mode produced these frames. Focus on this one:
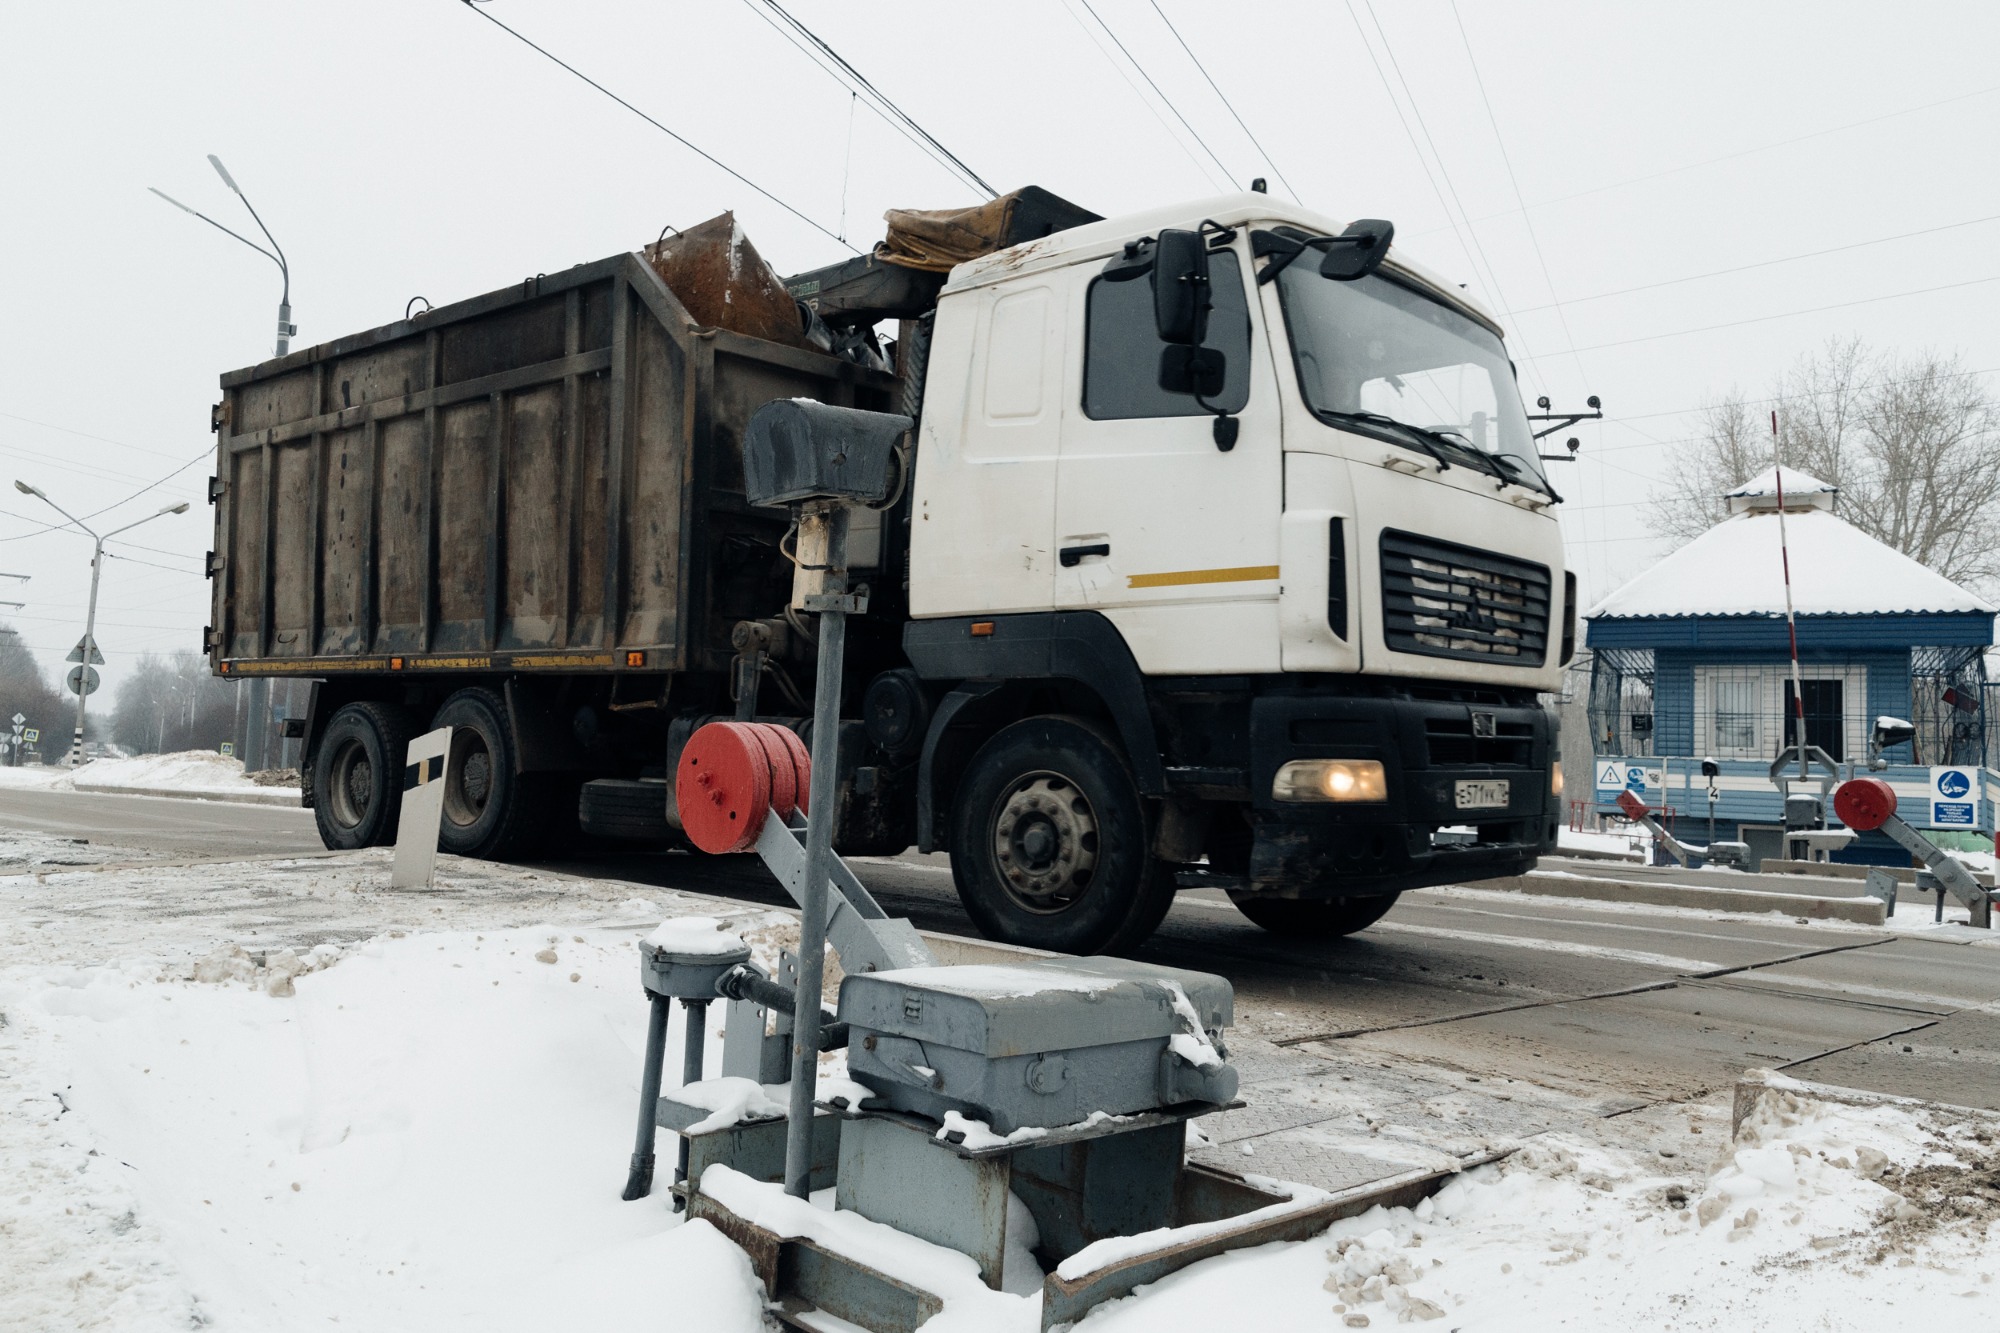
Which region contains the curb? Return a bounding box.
[68,782,302,808]
[1481,871,1888,926]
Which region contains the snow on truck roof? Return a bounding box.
[1588,501,1995,620]
[941,191,1504,338]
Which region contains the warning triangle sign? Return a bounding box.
[66,636,104,665]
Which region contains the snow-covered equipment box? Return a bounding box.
[839,957,1237,1133]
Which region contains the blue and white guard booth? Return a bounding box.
[1580,468,2000,867]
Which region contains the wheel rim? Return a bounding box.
[989,772,1099,915]
[444,728,493,828]
[325,737,373,831]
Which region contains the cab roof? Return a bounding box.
[941,191,1504,339]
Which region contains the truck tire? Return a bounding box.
[312,701,414,850]
[1227,891,1401,938]
[578,778,676,843]
[948,716,1174,955]
[432,687,542,860]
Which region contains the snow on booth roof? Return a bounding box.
[1723,465,1838,513]
[1589,471,1994,620]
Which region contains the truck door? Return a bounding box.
[1052,244,1284,672]
[909,280,1067,617]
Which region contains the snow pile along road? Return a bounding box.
[0,750,301,804]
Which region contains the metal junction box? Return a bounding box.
[837,957,1238,1134]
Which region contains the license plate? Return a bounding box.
[1455,779,1509,810]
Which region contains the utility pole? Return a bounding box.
[13,482,188,765]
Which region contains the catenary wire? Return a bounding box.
[1500,211,2000,317]
[742,0,997,199]
[1145,0,1298,199]
[1076,0,1239,187]
[457,0,857,251]
[1056,0,1224,190]
[1520,272,2000,360]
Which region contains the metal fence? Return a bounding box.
[1587,644,1991,768]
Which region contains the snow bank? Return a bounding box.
[0,924,771,1331]
[1079,1094,2000,1332]
[0,750,301,802]
[11,906,1998,1333]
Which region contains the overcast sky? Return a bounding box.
[3,0,1997,703]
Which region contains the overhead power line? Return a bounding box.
[457,0,857,251]
[1429,81,2000,241]
[741,0,996,200]
[1521,272,2000,360]
[1145,1,1298,200]
[1501,211,2000,316]
[1075,0,1239,187]
[1056,0,1223,191]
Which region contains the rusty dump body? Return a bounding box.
[208,248,897,682]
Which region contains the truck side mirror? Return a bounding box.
[1317,218,1395,281]
[1151,228,1210,346]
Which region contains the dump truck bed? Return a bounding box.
[208,252,896,681]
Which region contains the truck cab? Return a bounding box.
[894,194,1570,951]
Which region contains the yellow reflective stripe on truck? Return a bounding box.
[1126,565,1281,589]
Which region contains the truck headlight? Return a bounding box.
[1273,759,1387,803]
[1551,762,1564,795]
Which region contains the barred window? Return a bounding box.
[1713,679,1758,751]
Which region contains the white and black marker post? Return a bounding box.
[392,727,452,889]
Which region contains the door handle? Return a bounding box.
[1060,543,1110,567]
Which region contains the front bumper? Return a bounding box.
[1242,688,1558,898]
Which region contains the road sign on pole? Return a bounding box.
[65,637,104,665]
[65,665,99,696]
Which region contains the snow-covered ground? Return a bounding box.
[4,836,1998,1331]
[0,751,300,804]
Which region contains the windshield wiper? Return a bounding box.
[1318,410,1455,472]
[1491,452,1562,503]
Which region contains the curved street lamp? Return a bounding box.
[15,480,189,764]
[148,154,295,356]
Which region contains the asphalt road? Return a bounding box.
[5,784,1995,1120]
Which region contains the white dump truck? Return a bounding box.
[209,186,1571,955]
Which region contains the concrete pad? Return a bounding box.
[1704,937,2000,1014]
[1323,978,1936,1104]
[1485,870,1887,925]
[1781,1009,2000,1111]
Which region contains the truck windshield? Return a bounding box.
[1275,264,1549,492]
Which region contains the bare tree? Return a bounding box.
[1647,340,2000,588]
[110,651,238,755]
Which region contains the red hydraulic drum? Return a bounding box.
[675,721,816,853]
[1833,777,1898,833]
[746,723,800,822]
[677,722,776,854]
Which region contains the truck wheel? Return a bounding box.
[949,716,1173,955]
[432,688,541,859]
[1227,892,1401,938]
[312,701,413,850]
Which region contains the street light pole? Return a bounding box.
[14,482,188,765]
[149,154,296,358]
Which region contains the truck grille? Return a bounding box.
[1380,531,1550,664]
[1424,715,1534,767]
